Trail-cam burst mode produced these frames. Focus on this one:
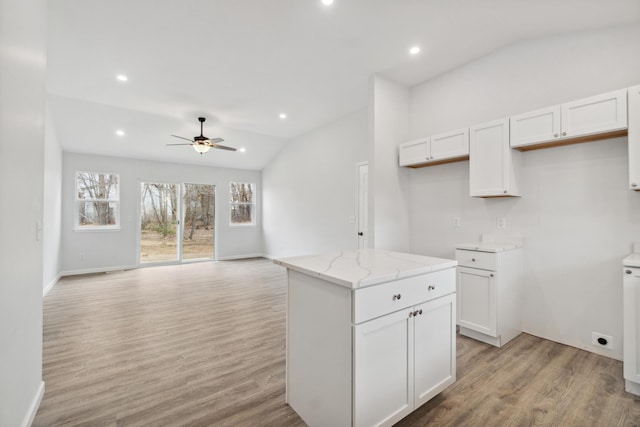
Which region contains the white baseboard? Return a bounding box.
[21,381,44,427]
[260,253,276,260]
[522,328,622,361]
[60,265,137,277]
[216,253,266,261]
[43,274,61,297]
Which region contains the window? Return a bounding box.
[75,171,120,230]
[229,182,255,225]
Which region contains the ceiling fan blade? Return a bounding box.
[209,137,224,144]
[211,144,237,151]
[166,143,194,146]
[171,135,194,142]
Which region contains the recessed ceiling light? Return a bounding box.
[239,147,246,153]
[279,113,287,119]
[115,129,125,137]
[409,46,421,55]
[321,0,334,5]
[116,74,128,82]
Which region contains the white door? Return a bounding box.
[353,308,413,427]
[623,268,640,385]
[457,267,497,337]
[510,105,561,148]
[413,294,456,408]
[561,89,627,138]
[629,85,640,190]
[357,162,369,249]
[469,118,512,197]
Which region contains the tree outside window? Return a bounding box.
[75,172,120,229]
[229,182,255,225]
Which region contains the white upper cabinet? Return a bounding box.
[511,89,628,150]
[399,128,469,168]
[399,138,430,167]
[628,85,640,190]
[562,89,627,137]
[510,105,561,148]
[470,118,520,198]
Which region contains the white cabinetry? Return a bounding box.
[623,248,640,396]
[280,252,457,427]
[511,89,628,150]
[399,128,469,168]
[469,118,521,198]
[455,245,523,347]
[629,85,640,190]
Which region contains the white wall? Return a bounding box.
[43,103,63,295]
[61,152,263,273]
[262,110,368,258]
[0,0,46,425]
[407,24,640,360]
[371,76,411,252]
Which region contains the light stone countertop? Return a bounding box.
[274,248,457,289]
[456,233,524,253]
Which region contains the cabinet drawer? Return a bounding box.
[455,250,497,271]
[353,269,455,324]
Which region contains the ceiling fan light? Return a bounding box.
[193,144,211,154]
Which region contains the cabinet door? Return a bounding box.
[510,105,561,148]
[470,118,517,197]
[629,85,640,190]
[623,268,640,384]
[457,267,497,337]
[430,128,469,161]
[399,138,430,167]
[354,308,413,427]
[413,294,456,408]
[561,89,627,138]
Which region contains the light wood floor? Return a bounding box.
[35,258,640,427]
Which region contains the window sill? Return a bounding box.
[229,223,256,228]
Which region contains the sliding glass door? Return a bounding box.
[139,182,215,264]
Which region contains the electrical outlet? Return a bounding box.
[453,216,461,227]
[497,217,506,230]
[592,332,613,350]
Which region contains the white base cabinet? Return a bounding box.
[455,246,523,347]
[286,268,457,427]
[623,264,640,396]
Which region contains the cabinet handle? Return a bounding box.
[626,270,632,275]
[418,309,423,315]
[471,258,476,262]
[490,273,494,277]
[562,131,567,136]
[632,183,638,188]
[409,311,414,317]
[392,294,402,301]
[554,133,559,137]
[503,190,507,194]
[428,285,435,291]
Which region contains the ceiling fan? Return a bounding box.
[167,117,236,154]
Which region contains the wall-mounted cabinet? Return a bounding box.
[629,85,640,191]
[511,89,628,151]
[469,118,520,198]
[399,128,469,168]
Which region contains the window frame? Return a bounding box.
[229,181,256,227]
[74,170,121,231]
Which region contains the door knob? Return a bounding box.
[358,232,363,236]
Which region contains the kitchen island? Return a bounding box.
[274,249,457,427]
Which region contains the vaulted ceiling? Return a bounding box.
[47,0,640,169]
